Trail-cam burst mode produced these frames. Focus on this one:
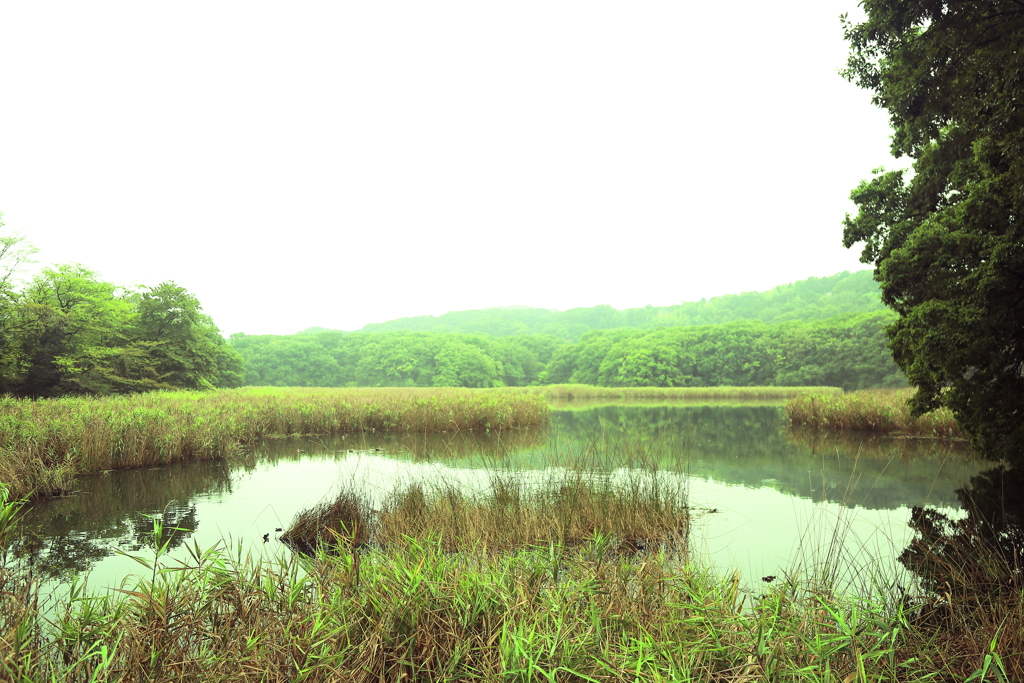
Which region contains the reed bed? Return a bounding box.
[5,538,1019,681]
[0,388,548,501]
[3,482,1022,681]
[516,384,844,401]
[785,389,965,438]
[281,470,690,557]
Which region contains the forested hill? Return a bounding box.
[234,270,899,391]
[340,270,882,341]
[231,312,903,391]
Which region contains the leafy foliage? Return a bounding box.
[0,220,239,396]
[129,282,227,390]
[841,2,1024,462]
[541,312,904,391]
[250,272,893,390]
[232,313,903,390]
[231,330,566,388]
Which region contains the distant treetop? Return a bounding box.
[309,271,882,341]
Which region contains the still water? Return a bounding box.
[13,403,987,594]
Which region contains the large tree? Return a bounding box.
[0,218,37,391]
[16,264,139,396]
[129,281,227,390]
[842,1,1024,462]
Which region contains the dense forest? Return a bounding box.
[0,229,242,397]
[346,270,883,340]
[542,311,903,390]
[234,271,900,390]
[231,312,903,391]
[231,331,564,388]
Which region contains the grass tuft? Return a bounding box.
[282,469,690,557]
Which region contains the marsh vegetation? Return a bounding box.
[0,387,547,501]
[279,470,689,557]
[785,389,964,439]
[3,456,1023,682]
[0,384,1012,681]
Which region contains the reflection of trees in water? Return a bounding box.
[235,427,547,466]
[12,459,231,581]
[12,405,999,582]
[900,466,1023,599]
[550,406,985,510]
[124,501,200,553]
[787,427,974,461]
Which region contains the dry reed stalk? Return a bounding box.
[279,488,371,555]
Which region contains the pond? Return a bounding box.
[12,402,988,596]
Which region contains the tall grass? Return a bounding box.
[785,388,965,438]
[2,472,1021,680]
[4,527,1020,680]
[0,388,548,501]
[517,384,844,401]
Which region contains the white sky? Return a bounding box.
[0,1,899,336]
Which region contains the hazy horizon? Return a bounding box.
[1,2,899,336]
[289,267,876,336]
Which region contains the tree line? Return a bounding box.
[0,226,242,397]
[230,330,565,388]
[230,312,904,391]
[541,311,903,391]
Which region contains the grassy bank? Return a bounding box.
[785,389,965,439]
[0,388,548,501]
[2,480,1020,682]
[513,384,844,401]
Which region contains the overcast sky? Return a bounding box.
[0,1,899,336]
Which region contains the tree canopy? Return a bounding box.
[230,330,566,389]
[0,217,241,397]
[232,313,903,391]
[541,313,903,391]
[842,1,1024,462]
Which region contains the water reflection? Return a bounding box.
[13,460,231,582]
[899,465,1024,597]
[549,405,979,510]
[12,403,994,588]
[235,426,547,465]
